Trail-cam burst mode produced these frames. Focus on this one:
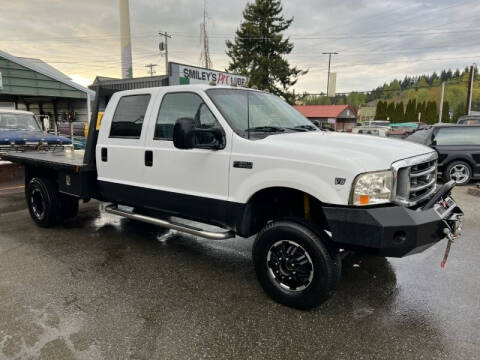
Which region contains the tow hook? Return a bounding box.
[440,213,463,268]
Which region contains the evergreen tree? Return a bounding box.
[425,101,438,124]
[440,70,448,82]
[405,99,416,121]
[442,101,450,123]
[386,102,395,121]
[416,101,426,121]
[395,101,405,122]
[226,0,306,102]
[446,69,453,80]
[375,101,386,119]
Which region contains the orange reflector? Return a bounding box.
[96,112,104,130]
[359,195,370,205]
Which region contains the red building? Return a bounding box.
[294,105,357,131]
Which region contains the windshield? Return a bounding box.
[406,128,432,144]
[207,89,317,138]
[0,113,41,131]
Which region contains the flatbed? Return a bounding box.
[2,149,97,199]
[2,150,88,172]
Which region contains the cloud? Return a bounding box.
[0,0,479,93]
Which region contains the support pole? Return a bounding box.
[466,65,474,116]
[322,52,338,97]
[438,82,445,123]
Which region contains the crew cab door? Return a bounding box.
[96,91,154,200]
[142,90,232,225]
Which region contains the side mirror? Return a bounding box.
[173,118,226,150]
[173,118,196,149]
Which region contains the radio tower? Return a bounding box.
[200,0,212,69]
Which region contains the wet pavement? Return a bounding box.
[0,187,479,359]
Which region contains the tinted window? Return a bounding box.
[406,128,432,144]
[435,127,480,145]
[155,92,218,140]
[109,94,151,138]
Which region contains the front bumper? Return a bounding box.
[323,181,463,257]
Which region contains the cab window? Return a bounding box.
[434,127,480,146]
[109,94,151,139]
[154,92,219,140]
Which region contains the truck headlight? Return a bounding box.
[350,170,393,206]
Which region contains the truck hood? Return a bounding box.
[0,130,72,145]
[261,131,434,172]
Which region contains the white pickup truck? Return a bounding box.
[2,84,463,309]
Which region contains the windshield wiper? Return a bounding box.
[247,126,285,133]
[292,125,318,131]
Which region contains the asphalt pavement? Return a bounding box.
[0,187,479,359]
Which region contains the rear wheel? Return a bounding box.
[444,161,471,185]
[26,177,62,227]
[253,220,337,309]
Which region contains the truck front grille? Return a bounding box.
[393,153,438,206]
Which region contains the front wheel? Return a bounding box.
[252,220,337,309]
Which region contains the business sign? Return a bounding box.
[0,72,3,89]
[327,72,336,97]
[169,62,248,86]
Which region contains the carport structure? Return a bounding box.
[0,49,95,128]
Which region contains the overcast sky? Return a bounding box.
[1,0,479,93]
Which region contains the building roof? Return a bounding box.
[294,105,356,118]
[0,49,95,97]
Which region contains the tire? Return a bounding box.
[443,160,472,185]
[279,217,342,292]
[26,177,62,228]
[61,194,79,220]
[252,220,336,309]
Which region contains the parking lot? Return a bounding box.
[0,186,479,359]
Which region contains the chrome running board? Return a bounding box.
[104,204,235,240]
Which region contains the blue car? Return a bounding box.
[0,109,72,152]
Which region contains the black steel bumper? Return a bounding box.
[323,182,463,257]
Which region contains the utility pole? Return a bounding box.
[159,31,172,76]
[438,81,445,123]
[200,0,212,69]
[322,52,338,96]
[466,64,475,116]
[145,63,157,77]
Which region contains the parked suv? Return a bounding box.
[457,115,480,125]
[407,124,480,184]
